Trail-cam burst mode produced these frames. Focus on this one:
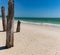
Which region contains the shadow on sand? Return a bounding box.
[14,31,21,33]
[0,30,5,32]
[0,46,7,50]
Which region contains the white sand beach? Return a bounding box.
[0,19,60,55]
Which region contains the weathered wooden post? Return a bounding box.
[1,6,7,31]
[16,20,21,32]
[6,0,14,48]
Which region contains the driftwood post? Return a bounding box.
[6,0,14,48]
[16,20,21,32]
[1,6,7,31]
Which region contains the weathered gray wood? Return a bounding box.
[6,0,14,48]
[16,20,21,32]
[1,6,7,31]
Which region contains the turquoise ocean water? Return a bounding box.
[1,17,60,26]
[15,17,60,24]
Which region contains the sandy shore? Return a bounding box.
[0,19,60,55]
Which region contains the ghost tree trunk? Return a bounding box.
[1,6,7,31]
[16,20,21,32]
[6,0,14,48]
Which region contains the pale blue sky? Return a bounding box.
[0,0,60,17]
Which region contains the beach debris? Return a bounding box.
[6,0,14,48]
[16,20,21,32]
[1,6,7,31]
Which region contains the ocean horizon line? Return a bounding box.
[0,16,60,18]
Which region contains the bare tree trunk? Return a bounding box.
[1,6,7,31]
[16,20,21,32]
[6,0,14,48]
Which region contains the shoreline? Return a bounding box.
[20,20,60,28]
[0,17,60,28]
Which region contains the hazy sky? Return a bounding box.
[0,0,60,17]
